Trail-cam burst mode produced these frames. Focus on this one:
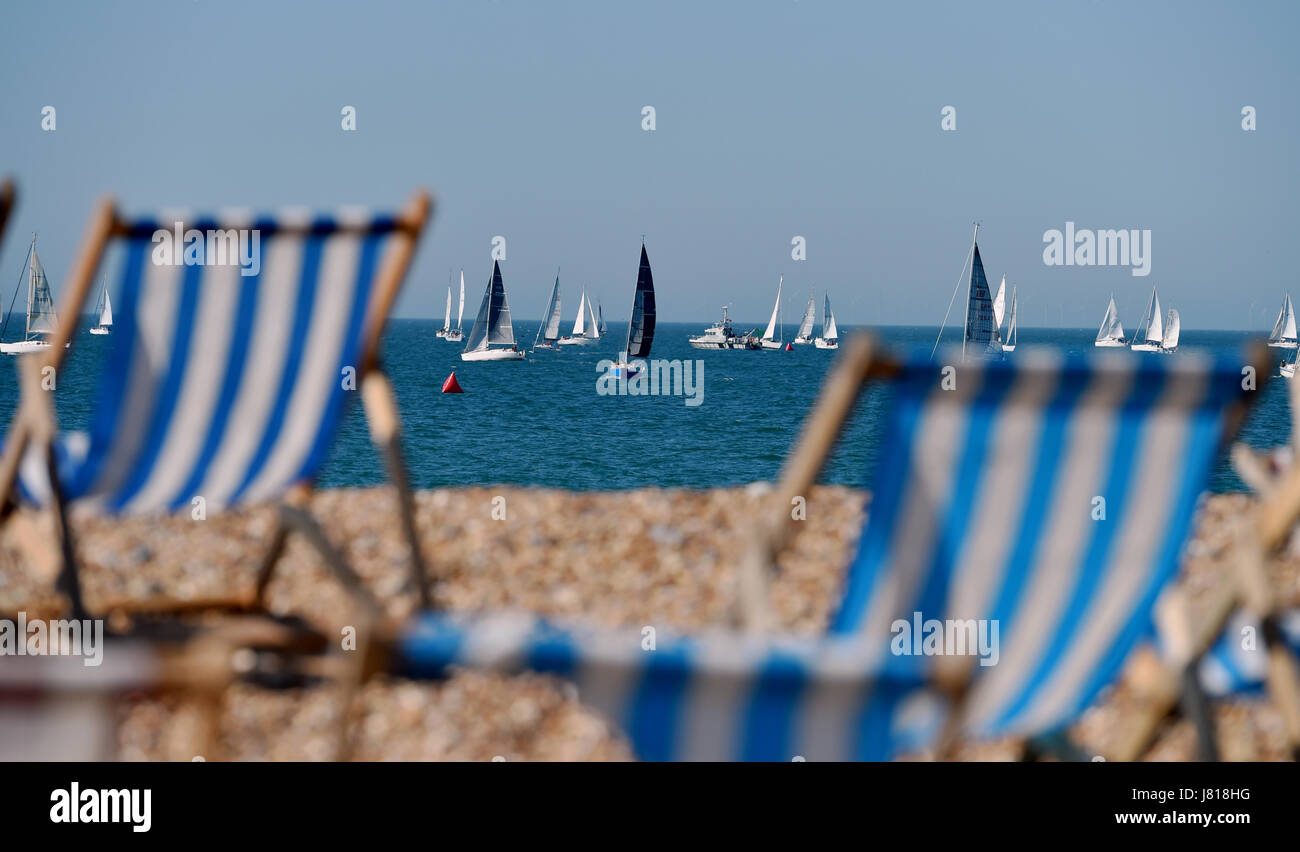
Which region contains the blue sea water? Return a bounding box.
[0,319,1290,494]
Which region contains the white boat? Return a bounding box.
[792,292,815,344]
[961,227,1002,361]
[1,237,67,354]
[532,270,563,352]
[557,288,600,346]
[1130,285,1168,352]
[1282,357,1297,378]
[1094,293,1126,347]
[1269,294,1297,349]
[759,276,784,349]
[814,293,839,349]
[689,305,739,349]
[610,243,656,378]
[461,260,524,361]
[89,275,112,335]
[1002,286,1017,352]
[445,270,465,343]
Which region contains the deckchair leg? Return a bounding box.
[44,441,87,620]
[1178,665,1219,761]
[279,505,382,616]
[361,371,431,610]
[251,515,291,608]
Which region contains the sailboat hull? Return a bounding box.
[89,327,111,336]
[1269,340,1298,349]
[759,338,784,350]
[460,347,525,362]
[1282,362,1297,378]
[1001,344,1016,352]
[814,338,839,349]
[556,336,597,346]
[790,337,814,345]
[443,330,463,342]
[1129,342,1164,352]
[0,340,67,354]
[1094,339,1127,348]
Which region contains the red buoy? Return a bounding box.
[784,342,793,352]
[441,371,464,393]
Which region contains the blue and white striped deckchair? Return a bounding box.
[387,335,1269,760]
[822,344,1263,744]
[0,191,434,616]
[393,611,943,761]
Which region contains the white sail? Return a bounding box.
[542,275,562,340]
[584,292,599,338]
[762,275,783,341]
[796,293,816,340]
[1096,294,1125,343]
[457,270,465,330]
[1269,294,1297,345]
[26,248,58,336]
[1163,309,1180,350]
[992,274,1006,330]
[572,290,588,336]
[1007,287,1017,348]
[443,286,452,331]
[822,294,838,340]
[99,288,112,328]
[1137,286,1163,345]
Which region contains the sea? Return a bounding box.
[0,320,1290,495]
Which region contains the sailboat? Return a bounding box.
[961,228,1001,361]
[1161,308,1180,353]
[759,275,784,350]
[532,270,563,352]
[1094,293,1126,347]
[1002,286,1017,352]
[1269,294,1297,349]
[436,272,452,338]
[610,243,656,379]
[792,292,815,344]
[1,237,67,355]
[1130,285,1167,352]
[814,293,839,349]
[461,260,524,361]
[558,288,600,345]
[89,274,112,335]
[445,270,465,342]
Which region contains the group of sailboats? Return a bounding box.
[436,271,465,342]
[0,235,99,355]
[1093,286,1179,353]
[1267,293,1298,377]
[454,244,650,366]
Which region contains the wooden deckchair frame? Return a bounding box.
[743,333,1300,761]
[0,190,436,622]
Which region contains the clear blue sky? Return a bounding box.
[1,0,1296,330]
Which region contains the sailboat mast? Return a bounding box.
[26,237,37,340]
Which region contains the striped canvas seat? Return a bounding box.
[394,611,943,761]
[1195,609,1300,697]
[17,209,404,515]
[833,346,1254,740]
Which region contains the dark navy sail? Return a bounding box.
[625,244,656,359]
[963,244,1000,356]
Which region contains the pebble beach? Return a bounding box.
[2,485,1296,761]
